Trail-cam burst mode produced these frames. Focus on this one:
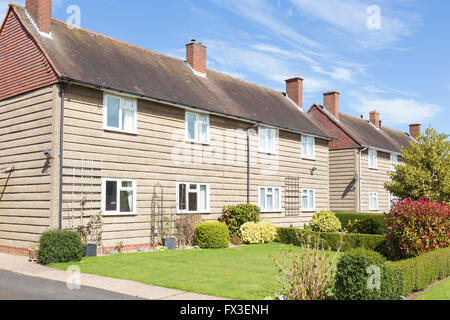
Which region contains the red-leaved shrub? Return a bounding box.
[385,198,450,259]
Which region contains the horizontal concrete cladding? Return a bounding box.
[329,149,358,212]
[0,86,58,250]
[62,85,330,248]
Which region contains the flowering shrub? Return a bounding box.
[308,211,342,233]
[220,204,260,235]
[385,198,450,259]
[343,219,379,235]
[240,221,277,244]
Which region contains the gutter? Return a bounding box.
[358,146,368,213]
[246,123,259,203]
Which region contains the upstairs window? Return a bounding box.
[102,179,136,215]
[103,94,137,134]
[302,136,315,159]
[259,187,281,212]
[259,127,276,154]
[389,193,399,210]
[369,149,378,169]
[186,112,209,144]
[390,154,398,172]
[177,183,209,213]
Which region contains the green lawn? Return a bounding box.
[51,243,338,300]
[414,278,450,300]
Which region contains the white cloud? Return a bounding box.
[350,95,442,125]
[290,0,420,49]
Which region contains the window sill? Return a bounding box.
[102,212,137,217]
[302,157,316,161]
[104,128,138,136]
[185,140,210,146]
[369,167,378,170]
[177,211,210,215]
[258,151,277,156]
[302,210,316,213]
[260,210,282,214]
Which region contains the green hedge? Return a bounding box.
[195,222,230,249]
[334,212,387,234]
[38,229,84,265]
[277,227,387,253]
[389,247,450,296]
[333,248,403,300]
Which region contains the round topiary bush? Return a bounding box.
[333,248,402,300]
[220,203,260,235]
[195,222,230,249]
[38,229,84,265]
[309,210,342,233]
[240,221,277,244]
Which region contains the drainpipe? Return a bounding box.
[246,123,259,203]
[358,146,368,213]
[58,82,68,230]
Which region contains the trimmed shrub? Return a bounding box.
[277,227,387,253]
[343,218,380,235]
[220,203,260,235]
[195,222,230,249]
[240,221,277,244]
[389,247,450,296]
[333,248,402,300]
[385,198,450,259]
[308,210,342,233]
[334,212,386,234]
[38,229,84,265]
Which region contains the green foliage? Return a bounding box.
[277,227,387,253]
[38,229,84,265]
[389,247,450,296]
[344,219,380,235]
[334,212,386,234]
[195,222,230,249]
[333,249,402,300]
[385,128,450,202]
[385,198,450,259]
[240,221,277,244]
[220,203,260,235]
[308,210,342,233]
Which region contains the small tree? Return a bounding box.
[385,128,449,202]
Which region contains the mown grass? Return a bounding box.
[51,243,339,300]
[414,278,450,300]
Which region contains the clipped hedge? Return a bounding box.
[309,210,342,233]
[389,247,450,296]
[334,212,386,234]
[38,229,84,265]
[277,227,387,253]
[195,222,230,249]
[333,248,403,300]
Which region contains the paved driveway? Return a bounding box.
[0,270,144,300]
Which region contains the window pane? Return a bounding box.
[122,181,132,188]
[105,181,117,211]
[122,108,135,132]
[259,129,267,151]
[107,96,120,128]
[200,122,208,143]
[178,184,186,211]
[267,194,273,211]
[267,130,274,152]
[274,188,280,210]
[188,192,198,212]
[302,190,308,210]
[187,113,196,140]
[120,190,133,213]
[199,185,207,211]
[309,190,314,210]
[260,188,266,210]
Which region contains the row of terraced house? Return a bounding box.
[0,0,422,255]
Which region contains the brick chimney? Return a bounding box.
[370,110,380,129]
[285,77,303,109]
[186,40,207,76]
[409,123,421,139]
[323,91,340,120]
[26,0,52,34]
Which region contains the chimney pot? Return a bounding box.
[409,123,421,139]
[26,0,52,34]
[285,77,303,109]
[186,40,207,75]
[370,110,380,129]
[323,91,340,120]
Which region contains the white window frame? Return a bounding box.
[258,126,277,154]
[101,178,137,216]
[185,111,210,144]
[301,136,315,160]
[302,189,316,212]
[368,149,378,169]
[176,182,210,214]
[258,186,282,213]
[103,93,138,134]
[390,154,398,172]
[369,192,379,211]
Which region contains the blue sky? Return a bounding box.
[2,0,449,134]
